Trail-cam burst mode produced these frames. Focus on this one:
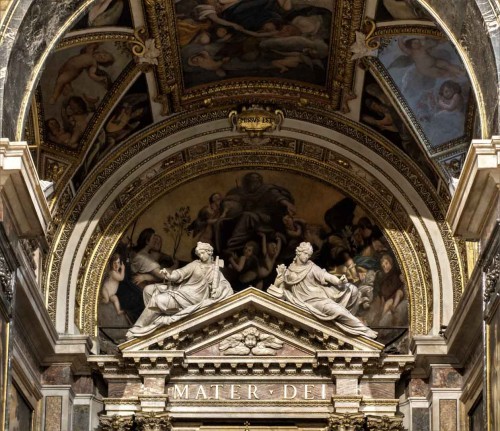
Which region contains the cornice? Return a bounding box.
[447,136,500,238]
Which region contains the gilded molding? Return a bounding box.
[143,0,364,111]
[56,31,136,51]
[43,107,465,333]
[77,148,429,335]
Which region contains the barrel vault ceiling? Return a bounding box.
[26,0,477,208]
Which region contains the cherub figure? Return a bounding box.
[437,80,463,112]
[101,253,126,315]
[362,83,401,134]
[228,241,259,285]
[394,37,464,79]
[282,214,304,239]
[45,118,71,145]
[187,49,229,77]
[255,233,282,289]
[50,43,115,104]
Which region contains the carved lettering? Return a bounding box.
[304,384,314,400]
[195,385,208,400]
[173,385,189,399]
[230,384,241,399]
[248,384,259,399]
[284,384,297,399]
[167,383,333,401]
[210,384,224,400]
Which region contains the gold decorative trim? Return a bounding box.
[78,149,428,335]
[143,0,365,111]
[56,31,136,51]
[363,19,380,50]
[129,27,149,57]
[43,108,464,334]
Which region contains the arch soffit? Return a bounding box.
[43,113,465,336]
[1,0,498,140]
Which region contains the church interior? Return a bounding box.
[0,0,499,429]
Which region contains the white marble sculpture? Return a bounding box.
[126,242,233,338]
[267,242,377,339]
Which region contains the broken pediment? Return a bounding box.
[119,288,384,358]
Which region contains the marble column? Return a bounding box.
[398,377,430,431]
[72,376,103,431]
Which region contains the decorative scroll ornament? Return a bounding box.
[229,105,284,139]
[329,413,365,431]
[130,27,160,65]
[0,250,13,302]
[135,413,172,431]
[484,251,500,303]
[219,327,284,355]
[98,414,134,431]
[350,19,379,60]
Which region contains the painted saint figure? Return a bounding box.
[126,242,233,338]
[268,242,377,338]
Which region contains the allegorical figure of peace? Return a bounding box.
[126,242,233,338]
[268,242,377,338]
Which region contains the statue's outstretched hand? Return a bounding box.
[160,268,171,281]
[276,264,286,277]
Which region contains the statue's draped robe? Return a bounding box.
[126,260,233,337]
[282,261,377,338]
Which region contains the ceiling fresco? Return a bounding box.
[71,0,134,30]
[377,35,472,150]
[175,0,334,87]
[26,0,478,205]
[39,40,133,153]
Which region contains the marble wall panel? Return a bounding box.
[412,407,430,431]
[73,376,94,395]
[408,378,429,397]
[431,368,462,388]
[359,381,394,398]
[44,396,62,431]
[72,404,90,431]
[336,379,358,396]
[107,381,142,398]
[42,365,72,385]
[439,399,457,431]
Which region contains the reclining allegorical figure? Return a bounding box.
[126,242,233,338]
[267,242,378,339]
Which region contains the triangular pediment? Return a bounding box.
[119,289,383,356]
